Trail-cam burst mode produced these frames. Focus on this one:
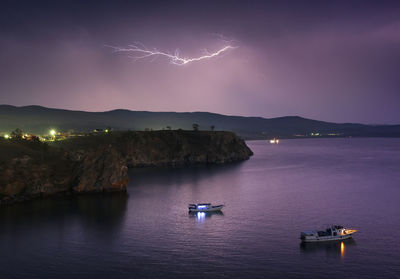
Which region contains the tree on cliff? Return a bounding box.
[192,123,199,131]
[11,128,23,139]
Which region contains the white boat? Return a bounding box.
[300,225,357,242]
[188,203,224,212]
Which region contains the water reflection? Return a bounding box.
[188,211,224,223]
[0,193,128,236]
[300,239,356,259]
[129,162,244,188]
[340,241,345,259]
[74,193,128,232]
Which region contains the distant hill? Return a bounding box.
[1,105,400,139]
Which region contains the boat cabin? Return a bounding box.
[188,203,224,212]
[189,203,211,210]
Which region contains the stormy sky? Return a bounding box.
[1,0,399,124]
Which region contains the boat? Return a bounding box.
[269,138,279,144]
[188,203,224,213]
[300,225,357,242]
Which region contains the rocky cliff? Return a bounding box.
[0,131,253,205]
[119,130,253,167]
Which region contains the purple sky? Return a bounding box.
[1,0,399,124]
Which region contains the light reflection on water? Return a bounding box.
[341,241,345,259]
[188,211,225,223]
[196,212,206,222]
[300,238,356,259]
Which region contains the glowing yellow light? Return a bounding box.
[269,138,279,144]
[105,129,109,133]
[50,129,56,136]
[4,134,9,139]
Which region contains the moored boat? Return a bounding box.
[300,225,357,242]
[188,203,224,212]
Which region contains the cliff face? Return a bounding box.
[70,144,129,193]
[0,144,129,204]
[0,155,72,200]
[0,131,253,205]
[120,131,253,167]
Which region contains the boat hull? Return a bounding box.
[189,205,224,212]
[301,233,355,243]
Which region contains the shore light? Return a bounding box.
[50,129,56,136]
[4,134,10,139]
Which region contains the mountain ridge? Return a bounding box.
[1,105,399,139]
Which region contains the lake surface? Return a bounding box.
[1,138,400,278]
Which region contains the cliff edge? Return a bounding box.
[0,131,253,205]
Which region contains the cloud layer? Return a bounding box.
[1,0,399,124]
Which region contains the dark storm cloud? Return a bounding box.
[1,0,399,123]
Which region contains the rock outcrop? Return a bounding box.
[0,144,129,205]
[0,131,253,205]
[70,144,129,193]
[120,130,253,167]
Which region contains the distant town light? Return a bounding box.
[269,138,279,144]
[50,129,56,136]
[4,134,10,139]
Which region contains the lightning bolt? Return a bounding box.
[106,44,237,65]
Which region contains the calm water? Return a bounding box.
[1,138,400,278]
